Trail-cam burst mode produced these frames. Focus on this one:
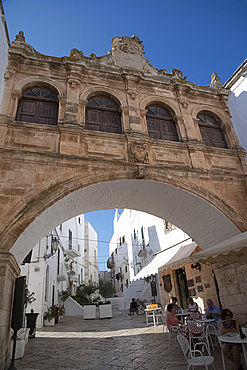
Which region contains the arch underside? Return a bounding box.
[10,179,240,264]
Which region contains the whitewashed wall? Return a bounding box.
[225,60,247,153]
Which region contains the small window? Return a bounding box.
[16,86,58,125]
[86,95,122,134]
[197,112,227,148]
[146,104,179,141]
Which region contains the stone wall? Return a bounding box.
[158,257,219,313]
[214,262,247,324]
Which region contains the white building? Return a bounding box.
[0,1,9,107]
[107,209,194,308]
[21,215,98,328]
[224,59,247,154]
[83,220,99,284]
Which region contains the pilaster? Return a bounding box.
[0,253,20,370]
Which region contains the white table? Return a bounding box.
[196,318,215,324]
[176,312,189,323]
[145,308,162,326]
[218,333,247,369]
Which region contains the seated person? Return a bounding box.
[187,297,199,320]
[166,303,183,329]
[172,296,181,319]
[128,298,138,315]
[205,299,221,322]
[221,308,243,370]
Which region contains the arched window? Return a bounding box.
[16,86,58,125]
[197,112,227,148]
[146,105,179,141]
[86,96,122,134]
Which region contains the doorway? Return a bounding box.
[175,267,189,309]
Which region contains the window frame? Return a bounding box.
[197,111,228,149]
[86,95,122,134]
[146,104,179,142]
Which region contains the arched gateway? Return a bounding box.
[0,33,246,368]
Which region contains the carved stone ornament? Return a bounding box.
[127,89,137,100]
[179,98,189,108]
[162,274,172,292]
[112,35,144,56]
[135,166,146,179]
[70,48,84,60]
[129,142,149,164]
[171,68,187,80]
[210,72,223,88]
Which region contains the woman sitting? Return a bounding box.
[221,308,243,370]
[187,297,199,320]
[166,303,183,330]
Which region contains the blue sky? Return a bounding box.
[3,0,246,269]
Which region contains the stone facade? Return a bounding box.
[158,250,220,314]
[0,33,247,368]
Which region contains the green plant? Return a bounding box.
[59,305,66,316]
[98,280,115,302]
[43,305,58,322]
[24,286,36,307]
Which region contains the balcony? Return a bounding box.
[65,249,81,259]
[138,249,147,258]
[57,274,67,281]
[107,256,115,269]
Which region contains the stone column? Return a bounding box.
[121,106,130,133]
[57,96,66,124]
[9,91,21,119]
[78,99,88,128]
[139,109,148,136]
[0,253,20,370]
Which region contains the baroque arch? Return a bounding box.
[6,170,241,265]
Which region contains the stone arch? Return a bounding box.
[191,105,227,124]
[80,87,126,108]
[14,76,64,97]
[5,166,242,264]
[140,96,180,118]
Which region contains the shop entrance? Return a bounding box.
[175,267,189,309]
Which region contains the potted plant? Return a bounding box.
[43,306,56,326]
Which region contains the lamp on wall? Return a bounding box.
[51,236,59,252]
[191,262,201,271]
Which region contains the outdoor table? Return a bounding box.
[218,333,247,370]
[196,318,215,324]
[145,307,161,326]
[176,312,189,323]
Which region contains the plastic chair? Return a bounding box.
[187,321,211,355]
[206,324,219,351]
[177,334,215,370]
[166,322,187,347]
[154,307,165,326]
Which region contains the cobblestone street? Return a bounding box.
[14,309,240,370]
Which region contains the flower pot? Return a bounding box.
[44,317,55,326]
[99,304,112,319]
[83,305,97,319]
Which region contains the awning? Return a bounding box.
[192,232,247,264]
[133,240,197,280]
[162,242,197,270]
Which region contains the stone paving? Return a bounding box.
[15,309,241,370]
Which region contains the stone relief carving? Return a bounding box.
[135,166,146,179]
[112,35,144,56]
[70,48,84,60]
[171,68,187,80]
[129,142,149,164]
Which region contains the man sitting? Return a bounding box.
[205,299,221,322]
[128,298,138,315]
